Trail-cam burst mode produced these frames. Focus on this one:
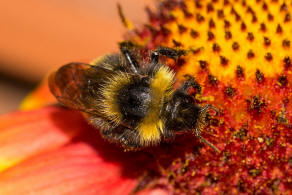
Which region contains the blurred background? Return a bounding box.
[0,0,154,114]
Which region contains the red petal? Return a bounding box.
[0,143,138,195]
[0,106,83,171]
[0,106,163,194]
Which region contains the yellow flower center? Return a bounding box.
[155,0,291,81]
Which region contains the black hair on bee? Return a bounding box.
[49,41,219,152]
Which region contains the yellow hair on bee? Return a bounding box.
[90,55,108,66]
[138,65,175,145]
[101,72,131,125]
[90,53,123,71]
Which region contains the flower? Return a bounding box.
[128,0,292,193]
[1,0,292,194]
[0,106,169,194]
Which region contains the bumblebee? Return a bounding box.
[49,42,219,152]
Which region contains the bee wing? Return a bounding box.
[49,62,114,115]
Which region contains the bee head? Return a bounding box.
[163,91,220,153]
[164,91,202,132]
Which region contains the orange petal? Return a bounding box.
[20,77,57,110]
[0,106,161,194]
[0,143,139,195]
[0,106,83,172]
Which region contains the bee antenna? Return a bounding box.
[196,132,220,153]
[117,3,133,30]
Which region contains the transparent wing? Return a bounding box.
[49,62,114,115]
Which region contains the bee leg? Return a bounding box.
[119,41,139,73]
[195,127,220,153]
[195,105,220,153]
[196,104,218,132]
[162,128,175,142]
[200,104,218,115]
[150,47,187,65]
[86,115,121,141]
[100,127,121,143]
[179,74,201,94]
[119,128,142,151]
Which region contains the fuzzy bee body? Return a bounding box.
[49,43,219,152]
